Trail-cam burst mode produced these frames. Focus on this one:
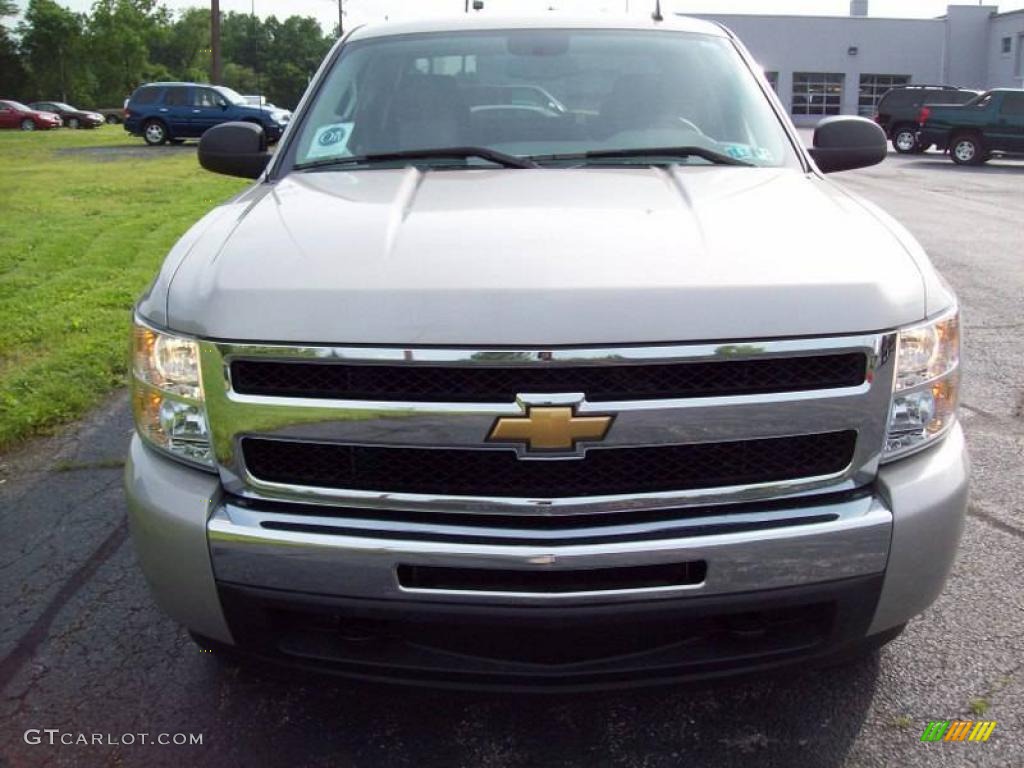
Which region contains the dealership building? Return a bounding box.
[687,2,1024,125]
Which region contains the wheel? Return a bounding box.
[105,114,119,125]
[67,117,79,129]
[950,134,983,165]
[143,119,168,146]
[20,118,35,131]
[892,127,918,154]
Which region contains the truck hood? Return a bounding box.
[159,166,933,345]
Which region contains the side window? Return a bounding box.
[132,88,160,106]
[1000,93,1024,116]
[163,87,189,107]
[193,88,221,108]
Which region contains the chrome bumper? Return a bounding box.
[207,495,891,605]
[125,424,968,646]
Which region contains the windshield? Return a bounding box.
[285,29,798,171]
[3,100,29,111]
[214,86,246,105]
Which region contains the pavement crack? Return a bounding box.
[968,503,1024,540]
[0,518,129,693]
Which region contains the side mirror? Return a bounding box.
[808,116,887,173]
[198,122,270,179]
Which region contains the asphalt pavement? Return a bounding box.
[1,145,1023,768]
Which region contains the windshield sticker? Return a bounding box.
[720,143,754,161]
[719,143,776,164]
[305,122,353,160]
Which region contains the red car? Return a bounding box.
[0,100,63,130]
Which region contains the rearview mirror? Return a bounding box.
[198,122,270,179]
[808,116,887,173]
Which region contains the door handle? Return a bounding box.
[159,108,168,112]
[192,109,201,113]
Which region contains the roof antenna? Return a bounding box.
[652,0,663,22]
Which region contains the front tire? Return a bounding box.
[67,117,80,129]
[143,119,168,146]
[951,134,983,166]
[892,127,918,154]
[20,118,35,131]
[105,114,119,125]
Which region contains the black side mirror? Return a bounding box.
[808,116,887,173]
[198,122,270,179]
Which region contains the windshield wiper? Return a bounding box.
[530,146,754,167]
[295,146,539,171]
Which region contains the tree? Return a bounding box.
[0,1,28,98]
[261,15,332,108]
[6,0,333,108]
[87,0,170,106]
[18,0,90,102]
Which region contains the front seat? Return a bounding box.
[388,74,470,151]
[595,74,674,140]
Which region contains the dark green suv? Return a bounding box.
[919,89,1024,165]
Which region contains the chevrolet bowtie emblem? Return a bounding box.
[488,406,613,454]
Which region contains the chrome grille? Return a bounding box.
[229,353,867,402]
[200,334,895,515]
[242,431,857,498]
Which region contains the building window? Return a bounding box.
[792,72,844,116]
[764,71,779,93]
[858,74,911,116]
[1001,36,1012,55]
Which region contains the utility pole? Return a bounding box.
[338,0,344,36]
[211,0,222,84]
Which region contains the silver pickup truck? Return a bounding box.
[125,15,968,689]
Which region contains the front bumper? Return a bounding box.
[125,424,968,687]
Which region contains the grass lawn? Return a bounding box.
[0,126,246,451]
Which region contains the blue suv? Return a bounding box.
[124,82,288,146]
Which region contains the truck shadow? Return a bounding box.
[207,647,884,768]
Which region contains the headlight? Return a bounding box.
[131,318,214,469]
[883,307,960,461]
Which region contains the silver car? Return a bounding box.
[125,15,967,689]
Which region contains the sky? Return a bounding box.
[9,0,1024,32]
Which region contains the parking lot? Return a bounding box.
[1,145,1022,768]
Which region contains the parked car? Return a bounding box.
[123,82,288,145]
[96,108,125,124]
[919,89,1024,164]
[27,101,104,129]
[0,100,62,130]
[126,16,966,690]
[874,85,981,153]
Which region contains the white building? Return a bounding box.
[688,3,1024,125]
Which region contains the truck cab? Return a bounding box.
[919,88,1024,164]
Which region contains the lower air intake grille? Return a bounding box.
[242,431,856,498]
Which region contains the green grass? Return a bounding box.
[0,126,246,450]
